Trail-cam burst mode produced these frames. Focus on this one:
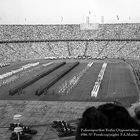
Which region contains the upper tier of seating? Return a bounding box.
[0,23,140,41]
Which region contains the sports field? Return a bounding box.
[0,59,139,105]
[0,59,140,140]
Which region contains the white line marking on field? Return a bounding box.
[91,63,107,97]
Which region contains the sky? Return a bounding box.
[0,0,140,24]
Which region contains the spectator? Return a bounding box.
[98,103,139,129]
[0,24,140,62]
[135,106,140,122]
[76,106,109,140]
[76,103,140,140]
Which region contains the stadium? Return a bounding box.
[0,23,140,139]
[1,0,140,139]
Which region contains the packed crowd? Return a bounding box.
[0,24,140,63]
[0,41,140,63]
[0,24,140,41]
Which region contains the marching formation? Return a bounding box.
[91,63,107,97]
[58,62,93,95]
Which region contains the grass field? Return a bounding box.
[0,59,140,139]
[0,59,139,105]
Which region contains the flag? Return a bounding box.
[116,15,119,20]
[89,11,91,15]
[61,17,63,23]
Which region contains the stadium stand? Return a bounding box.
[1,24,140,62]
[1,24,140,139]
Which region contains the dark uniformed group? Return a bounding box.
[52,120,76,137]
